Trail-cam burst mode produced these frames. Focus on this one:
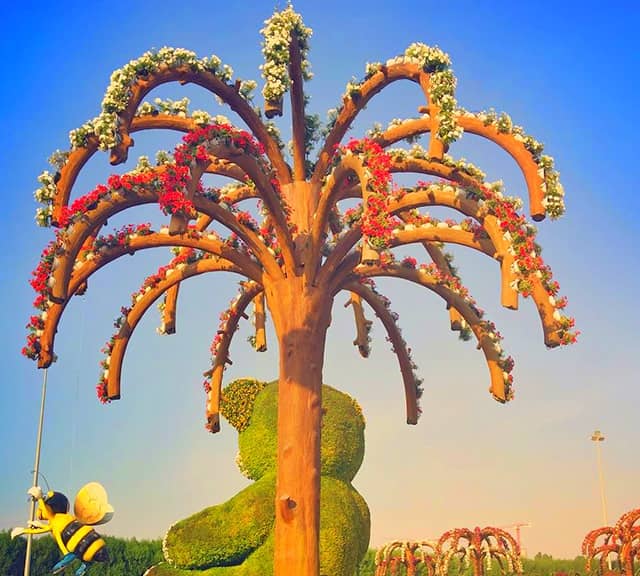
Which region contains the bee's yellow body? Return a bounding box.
[49,511,108,562]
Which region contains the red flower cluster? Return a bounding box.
[57,185,109,227]
[182,123,265,159]
[338,138,400,249]
[401,256,417,269]
[158,165,193,216]
[92,223,153,251]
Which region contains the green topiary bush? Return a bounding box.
[147,379,370,576]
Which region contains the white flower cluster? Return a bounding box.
[161,520,177,566]
[428,70,463,144]
[35,205,53,227]
[364,61,382,78]
[365,122,384,139]
[235,450,251,478]
[69,119,98,149]
[34,170,56,203]
[133,155,152,173]
[156,298,167,335]
[69,47,234,152]
[441,153,487,181]
[539,155,565,219]
[264,120,284,149]
[380,44,461,144]
[136,97,190,117]
[458,108,565,218]
[239,79,258,102]
[343,77,363,100]
[403,42,451,72]
[34,170,59,227]
[260,5,313,103]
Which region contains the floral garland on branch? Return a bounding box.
[379,146,577,344]
[32,100,279,228]
[342,43,461,145]
[202,281,262,432]
[97,248,209,402]
[70,47,236,152]
[40,122,284,299]
[330,138,400,251]
[364,110,564,221]
[25,154,271,363]
[354,263,516,402]
[457,108,565,218]
[260,4,312,112]
[324,142,576,346]
[348,279,424,420]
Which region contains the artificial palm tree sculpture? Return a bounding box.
[437,526,523,576]
[25,5,576,575]
[583,508,640,575]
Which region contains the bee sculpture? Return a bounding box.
[12,482,114,576]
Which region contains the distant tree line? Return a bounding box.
[1,531,588,576]
[0,531,162,575]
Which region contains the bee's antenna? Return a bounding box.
[31,470,51,492]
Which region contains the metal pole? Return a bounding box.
[591,430,612,571]
[23,368,48,576]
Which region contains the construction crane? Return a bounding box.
[500,523,532,557]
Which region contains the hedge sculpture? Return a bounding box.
[146,379,369,575]
[24,4,576,575]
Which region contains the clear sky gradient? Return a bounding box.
[1,0,638,560]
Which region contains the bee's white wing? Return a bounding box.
[74,482,114,526]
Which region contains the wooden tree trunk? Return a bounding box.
[266,276,330,576]
[472,555,484,576]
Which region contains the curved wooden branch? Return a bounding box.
[319,185,499,290]
[39,231,261,367]
[203,283,262,432]
[53,115,247,225]
[315,155,489,281]
[207,148,295,272]
[343,281,419,424]
[105,64,290,183]
[289,35,307,181]
[161,213,213,334]
[105,258,245,400]
[312,154,369,273]
[49,173,281,304]
[344,292,371,358]
[160,283,179,334]
[252,292,267,352]
[395,213,501,332]
[313,61,431,183]
[323,184,562,348]
[375,116,546,220]
[157,186,270,336]
[336,264,510,403]
[388,187,563,345]
[418,236,467,331]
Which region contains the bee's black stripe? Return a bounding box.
[61,520,82,545]
[75,530,101,560]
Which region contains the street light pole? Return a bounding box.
[590,429,612,571]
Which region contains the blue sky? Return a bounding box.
[1,0,639,559]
